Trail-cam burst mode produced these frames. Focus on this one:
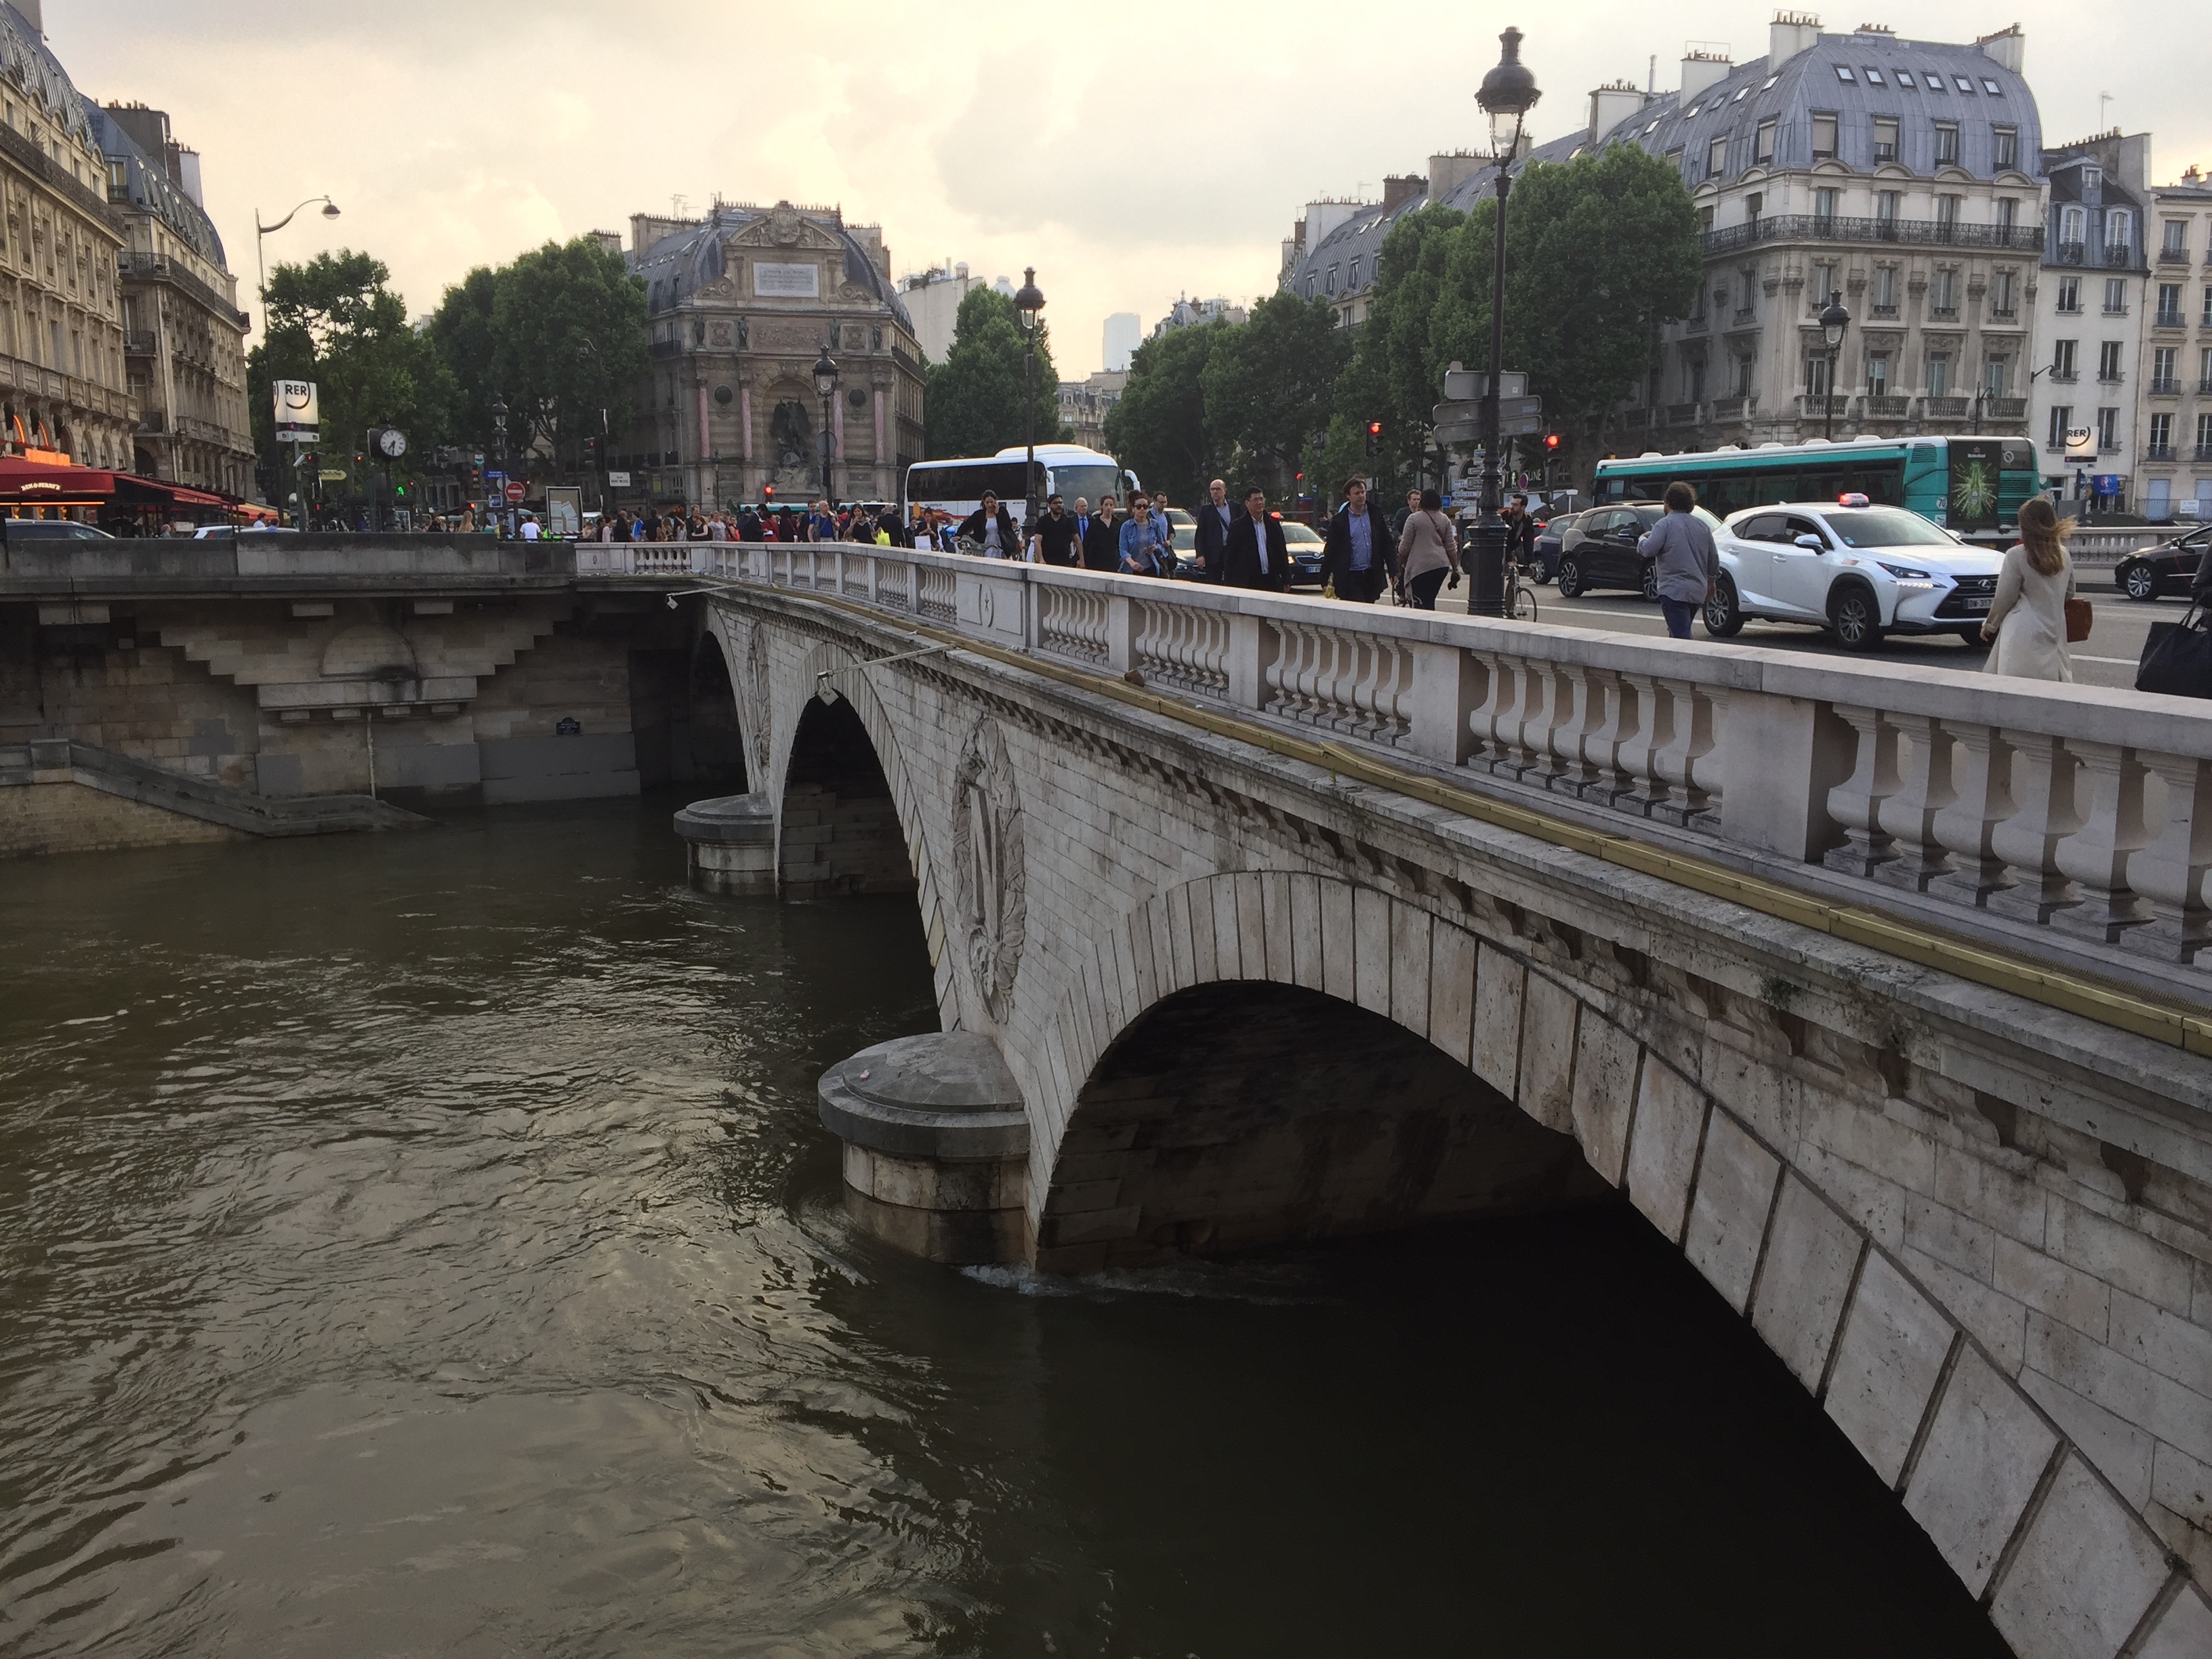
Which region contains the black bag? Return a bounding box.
[2136,604,2212,699]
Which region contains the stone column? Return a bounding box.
[817,1031,1029,1264]
[672,792,774,895]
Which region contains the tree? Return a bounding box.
[1102,323,1222,507]
[1327,204,1465,504]
[924,286,1067,459]
[427,237,649,480]
[247,249,453,507]
[1199,291,1347,495]
[1433,146,1701,488]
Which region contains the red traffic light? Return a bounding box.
[1367,421,1382,436]
[1544,432,1561,450]
[762,484,775,499]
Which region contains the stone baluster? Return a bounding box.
[1615,672,1671,815]
[1986,731,2084,926]
[1822,704,1900,878]
[1649,678,1718,826]
[1872,713,1959,892]
[1462,651,1512,773]
[2123,752,2212,962]
[1579,668,1641,806]
[2050,740,2154,943]
[1928,724,2016,907]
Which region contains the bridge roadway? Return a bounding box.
[5,532,2210,1651]
[611,536,2211,1659]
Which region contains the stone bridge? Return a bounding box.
[621,535,2212,1659]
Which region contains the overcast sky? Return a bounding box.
[51,0,2212,380]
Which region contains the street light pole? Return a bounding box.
[1471,29,1540,619]
[813,347,840,513]
[1014,268,1046,541]
[491,396,508,537]
[1819,290,1851,443]
[253,196,341,323]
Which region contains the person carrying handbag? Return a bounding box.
[1395,489,1462,609]
[1980,496,2076,682]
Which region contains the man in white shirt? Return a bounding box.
[518,513,541,541]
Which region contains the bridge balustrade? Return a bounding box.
[578,539,2212,993]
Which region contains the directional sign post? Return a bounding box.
[1433,394,1543,447]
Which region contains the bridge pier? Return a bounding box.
[672,792,775,895]
[817,1031,1029,1264]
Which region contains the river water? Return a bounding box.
[0,798,2009,1658]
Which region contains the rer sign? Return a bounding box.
[273,380,319,443]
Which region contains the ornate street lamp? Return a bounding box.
[491,395,509,534]
[813,346,839,508]
[253,196,340,323]
[1820,290,1851,442]
[1014,267,1045,537]
[1471,28,1540,618]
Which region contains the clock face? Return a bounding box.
[378,429,407,458]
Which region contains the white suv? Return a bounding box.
[1705,498,2004,650]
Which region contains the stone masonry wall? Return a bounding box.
[725,589,2212,1659]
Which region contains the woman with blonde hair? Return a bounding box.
[1980,495,2077,682]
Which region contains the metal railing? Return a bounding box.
[115,250,250,331]
[1698,214,2045,257]
[577,538,2212,984]
[2151,377,2184,395]
[2146,446,2177,462]
[2159,247,2193,264]
[2153,311,2187,330]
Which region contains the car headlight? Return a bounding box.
[1877,561,1931,579]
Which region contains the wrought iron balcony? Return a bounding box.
[122,331,155,357]
[2150,377,2184,395]
[2152,310,2187,330]
[2145,445,2176,462]
[2196,444,2212,462]
[1698,214,2045,257]
[2158,247,2192,264]
[2106,243,2139,268]
[2055,241,2086,266]
[1930,305,1959,320]
[2047,367,2078,383]
[1870,302,1898,319]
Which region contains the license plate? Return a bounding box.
[1965,596,1990,611]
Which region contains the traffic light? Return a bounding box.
[762,483,775,502]
[1364,419,1382,457]
[1544,432,1561,454]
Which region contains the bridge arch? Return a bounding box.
[1030,871,2152,1645]
[685,629,748,792]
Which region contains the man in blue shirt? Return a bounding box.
[1320,476,1397,602]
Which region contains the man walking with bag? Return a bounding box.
[1321,476,1397,602]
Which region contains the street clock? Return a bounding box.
[370,426,408,459]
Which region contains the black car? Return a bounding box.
[1556,503,1664,598]
[1529,510,1577,583]
[2113,524,2209,601]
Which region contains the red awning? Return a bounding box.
[0,458,230,512]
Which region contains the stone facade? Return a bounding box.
[2138,169,2212,521]
[620,201,926,511]
[702,569,2212,1654]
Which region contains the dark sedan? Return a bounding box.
[1555,503,1665,598]
[2113,524,2209,601]
[1530,510,1579,583]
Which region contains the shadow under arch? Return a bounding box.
[685,630,748,792]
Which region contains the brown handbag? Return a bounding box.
[2065,596,2093,643]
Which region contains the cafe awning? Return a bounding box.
[0,458,232,512]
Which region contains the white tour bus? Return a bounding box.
[903,444,1141,530]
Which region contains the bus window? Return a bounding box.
[1850,468,1903,506]
[1752,473,1797,506]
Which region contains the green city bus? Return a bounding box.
[1592,436,2038,541]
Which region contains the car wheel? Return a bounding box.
[1828,583,1885,650]
[1703,575,1745,637]
[2121,562,2163,602]
[1639,561,1660,602]
[1557,557,1584,598]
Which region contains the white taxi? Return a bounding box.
[1704,495,2004,650]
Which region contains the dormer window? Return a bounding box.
[1925,68,1946,91]
[1993,126,2018,169]
[2083,165,2102,189]
[1933,122,1960,165]
[1873,117,1900,163]
[1952,76,1974,92]
[1834,65,1856,83]
[1761,75,1779,90]
[2061,205,2085,243]
[1732,86,1750,102]
[1812,112,1839,159]
[1894,70,1915,88]
[1708,136,1727,177]
[1755,118,1777,164]
[1864,67,1885,85]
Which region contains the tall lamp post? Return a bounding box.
[813,346,839,509]
[253,196,340,317]
[1471,29,1540,619]
[491,396,509,536]
[1820,290,1851,442]
[1014,268,1046,537]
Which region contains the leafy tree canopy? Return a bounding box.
[1199,290,1347,495]
[924,286,1067,460]
[248,249,453,497]
[1102,322,1223,507]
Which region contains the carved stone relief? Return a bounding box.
[953,718,1025,1023]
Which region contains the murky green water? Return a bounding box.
[0,798,2007,1656]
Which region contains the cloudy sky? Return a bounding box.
[49,0,2212,379]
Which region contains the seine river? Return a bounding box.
[0,798,2007,1656]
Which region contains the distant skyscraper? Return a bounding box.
[1101,312,1141,373]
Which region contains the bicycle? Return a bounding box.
[1505,558,1539,621]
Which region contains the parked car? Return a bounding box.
[190,523,300,537]
[1282,518,1326,586]
[2112,523,2209,600]
[1530,510,1580,583]
[0,517,113,541]
[1704,497,2003,649]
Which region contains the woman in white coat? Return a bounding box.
[1980,495,2076,682]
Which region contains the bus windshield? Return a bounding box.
[1052,464,1120,505]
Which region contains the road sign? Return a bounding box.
[1442,369,1528,401]
[504,480,527,504]
[317,468,348,482]
[607,470,632,487]
[2064,426,2096,462]
[1432,394,1544,447]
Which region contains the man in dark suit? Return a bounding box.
[1321,475,1397,602]
[1080,493,1122,572]
[1191,477,1235,582]
[1221,485,1290,591]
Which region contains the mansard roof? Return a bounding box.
[83,104,226,266]
[630,203,913,332]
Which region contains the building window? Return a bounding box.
[1984,358,2009,396]
[2051,339,2078,378]
[2197,412,2212,453]
[1996,197,2018,232]
[2163,220,2189,255]
[2153,346,2178,388]
[1732,354,1755,396]
[1811,113,1839,159]
[1864,66,1885,87]
[2157,282,2183,323]
[2097,407,2118,449]
[1708,136,1727,178]
[2204,285,2212,325]
[1755,118,1776,164]
[1867,354,1890,396]
[2098,340,2125,381]
[1927,354,1951,396]
[2105,277,2129,314]
[1811,261,1837,306]
[1326,264,1338,293]
[1872,264,1898,314]
[1936,194,1961,235]
[1804,352,1832,396]
[2047,404,2072,447]
[1739,267,1757,314]
[1895,70,1915,89]
[2106,208,2133,252]
[1349,255,1361,287]
[1872,117,1899,163]
[1993,126,2018,169]
[1875,189,1901,227]
[1990,269,2015,316]
[2203,346,2212,388]
[1689,358,1707,401]
[1925,66,1947,93]
[1814,187,1839,228]
[1931,268,1958,316]
[1833,64,1856,83]
[1933,122,1960,165]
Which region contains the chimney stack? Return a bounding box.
[1587,81,1645,144]
[1680,49,1733,104]
[1769,11,1822,68]
[1382,174,1427,211]
[1975,23,2024,75]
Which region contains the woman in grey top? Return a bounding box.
[1636,481,1719,639]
